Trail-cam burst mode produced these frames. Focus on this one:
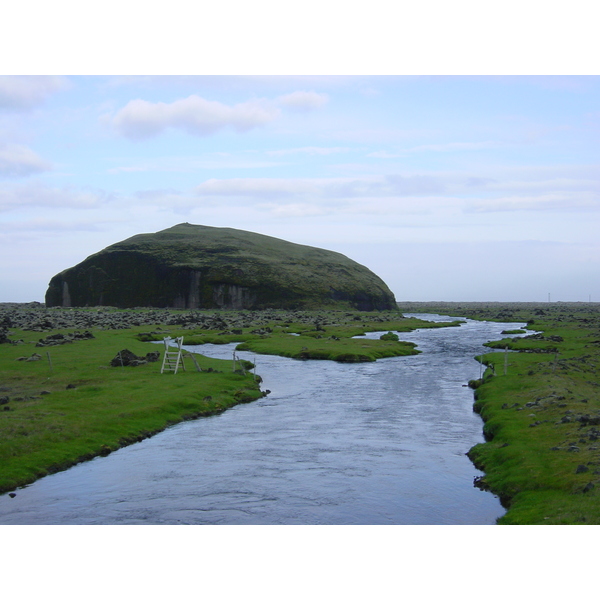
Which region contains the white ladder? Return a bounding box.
[160,336,186,374]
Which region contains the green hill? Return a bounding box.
[45,223,397,311]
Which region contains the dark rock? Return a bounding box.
[576,464,590,474]
[8,493,16,498]
[473,475,490,491]
[110,349,160,367]
[583,482,595,493]
[66,384,77,389]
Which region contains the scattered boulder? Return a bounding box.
[110,349,160,367]
[36,330,95,347]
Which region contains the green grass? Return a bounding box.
[0,325,262,494]
[400,301,600,524]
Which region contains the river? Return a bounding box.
[0,314,528,524]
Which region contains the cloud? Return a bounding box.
[468,193,600,213]
[368,141,499,157]
[111,95,281,140]
[110,89,330,140]
[0,182,112,212]
[276,91,329,111]
[257,202,329,218]
[409,141,499,152]
[194,174,448,201]
[0,143,52,177]
[107,154,281,173]
[195,177,320,198]
[367,150,406,158]
[266,146,350,156]
[0,76,67,111]
[1,217,109,234]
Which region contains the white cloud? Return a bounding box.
[0,76,67,111]
[276,91,329,111]
[482,177,599,194]
[266,146,349,156]
[194,175,448,200]
[195,177,321,198]
[111,95,281,140]
[0,182,112,212]
[257,202,329,218]
[368,141,499,157]
[107,155,281,173]
[110,90,330,140]
[367,150,406,158]
[409,141,499,152]
[468,193,600,213]
[0,143,52,177]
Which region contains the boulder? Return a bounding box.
[110,349,160,367]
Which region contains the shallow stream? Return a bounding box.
[0,314,528,524]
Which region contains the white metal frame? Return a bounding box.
[160,336,186,374]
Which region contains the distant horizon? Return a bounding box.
[3,298,599,306]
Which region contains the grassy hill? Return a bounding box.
[45,223,397,311]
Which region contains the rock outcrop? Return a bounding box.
[45,223,397,311]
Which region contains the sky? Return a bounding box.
[1,73,599,304]
[1,0,599,305]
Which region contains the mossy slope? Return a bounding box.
[45,223,397,311]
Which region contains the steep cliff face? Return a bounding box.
[45,223,397,311]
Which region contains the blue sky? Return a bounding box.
[1,74,599,303]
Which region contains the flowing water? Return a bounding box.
[0,314,529,525]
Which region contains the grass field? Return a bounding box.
[0,323,263,494]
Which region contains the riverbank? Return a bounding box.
[0,305,456,495]
[398,301,600,524]
[0,318,264,494]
